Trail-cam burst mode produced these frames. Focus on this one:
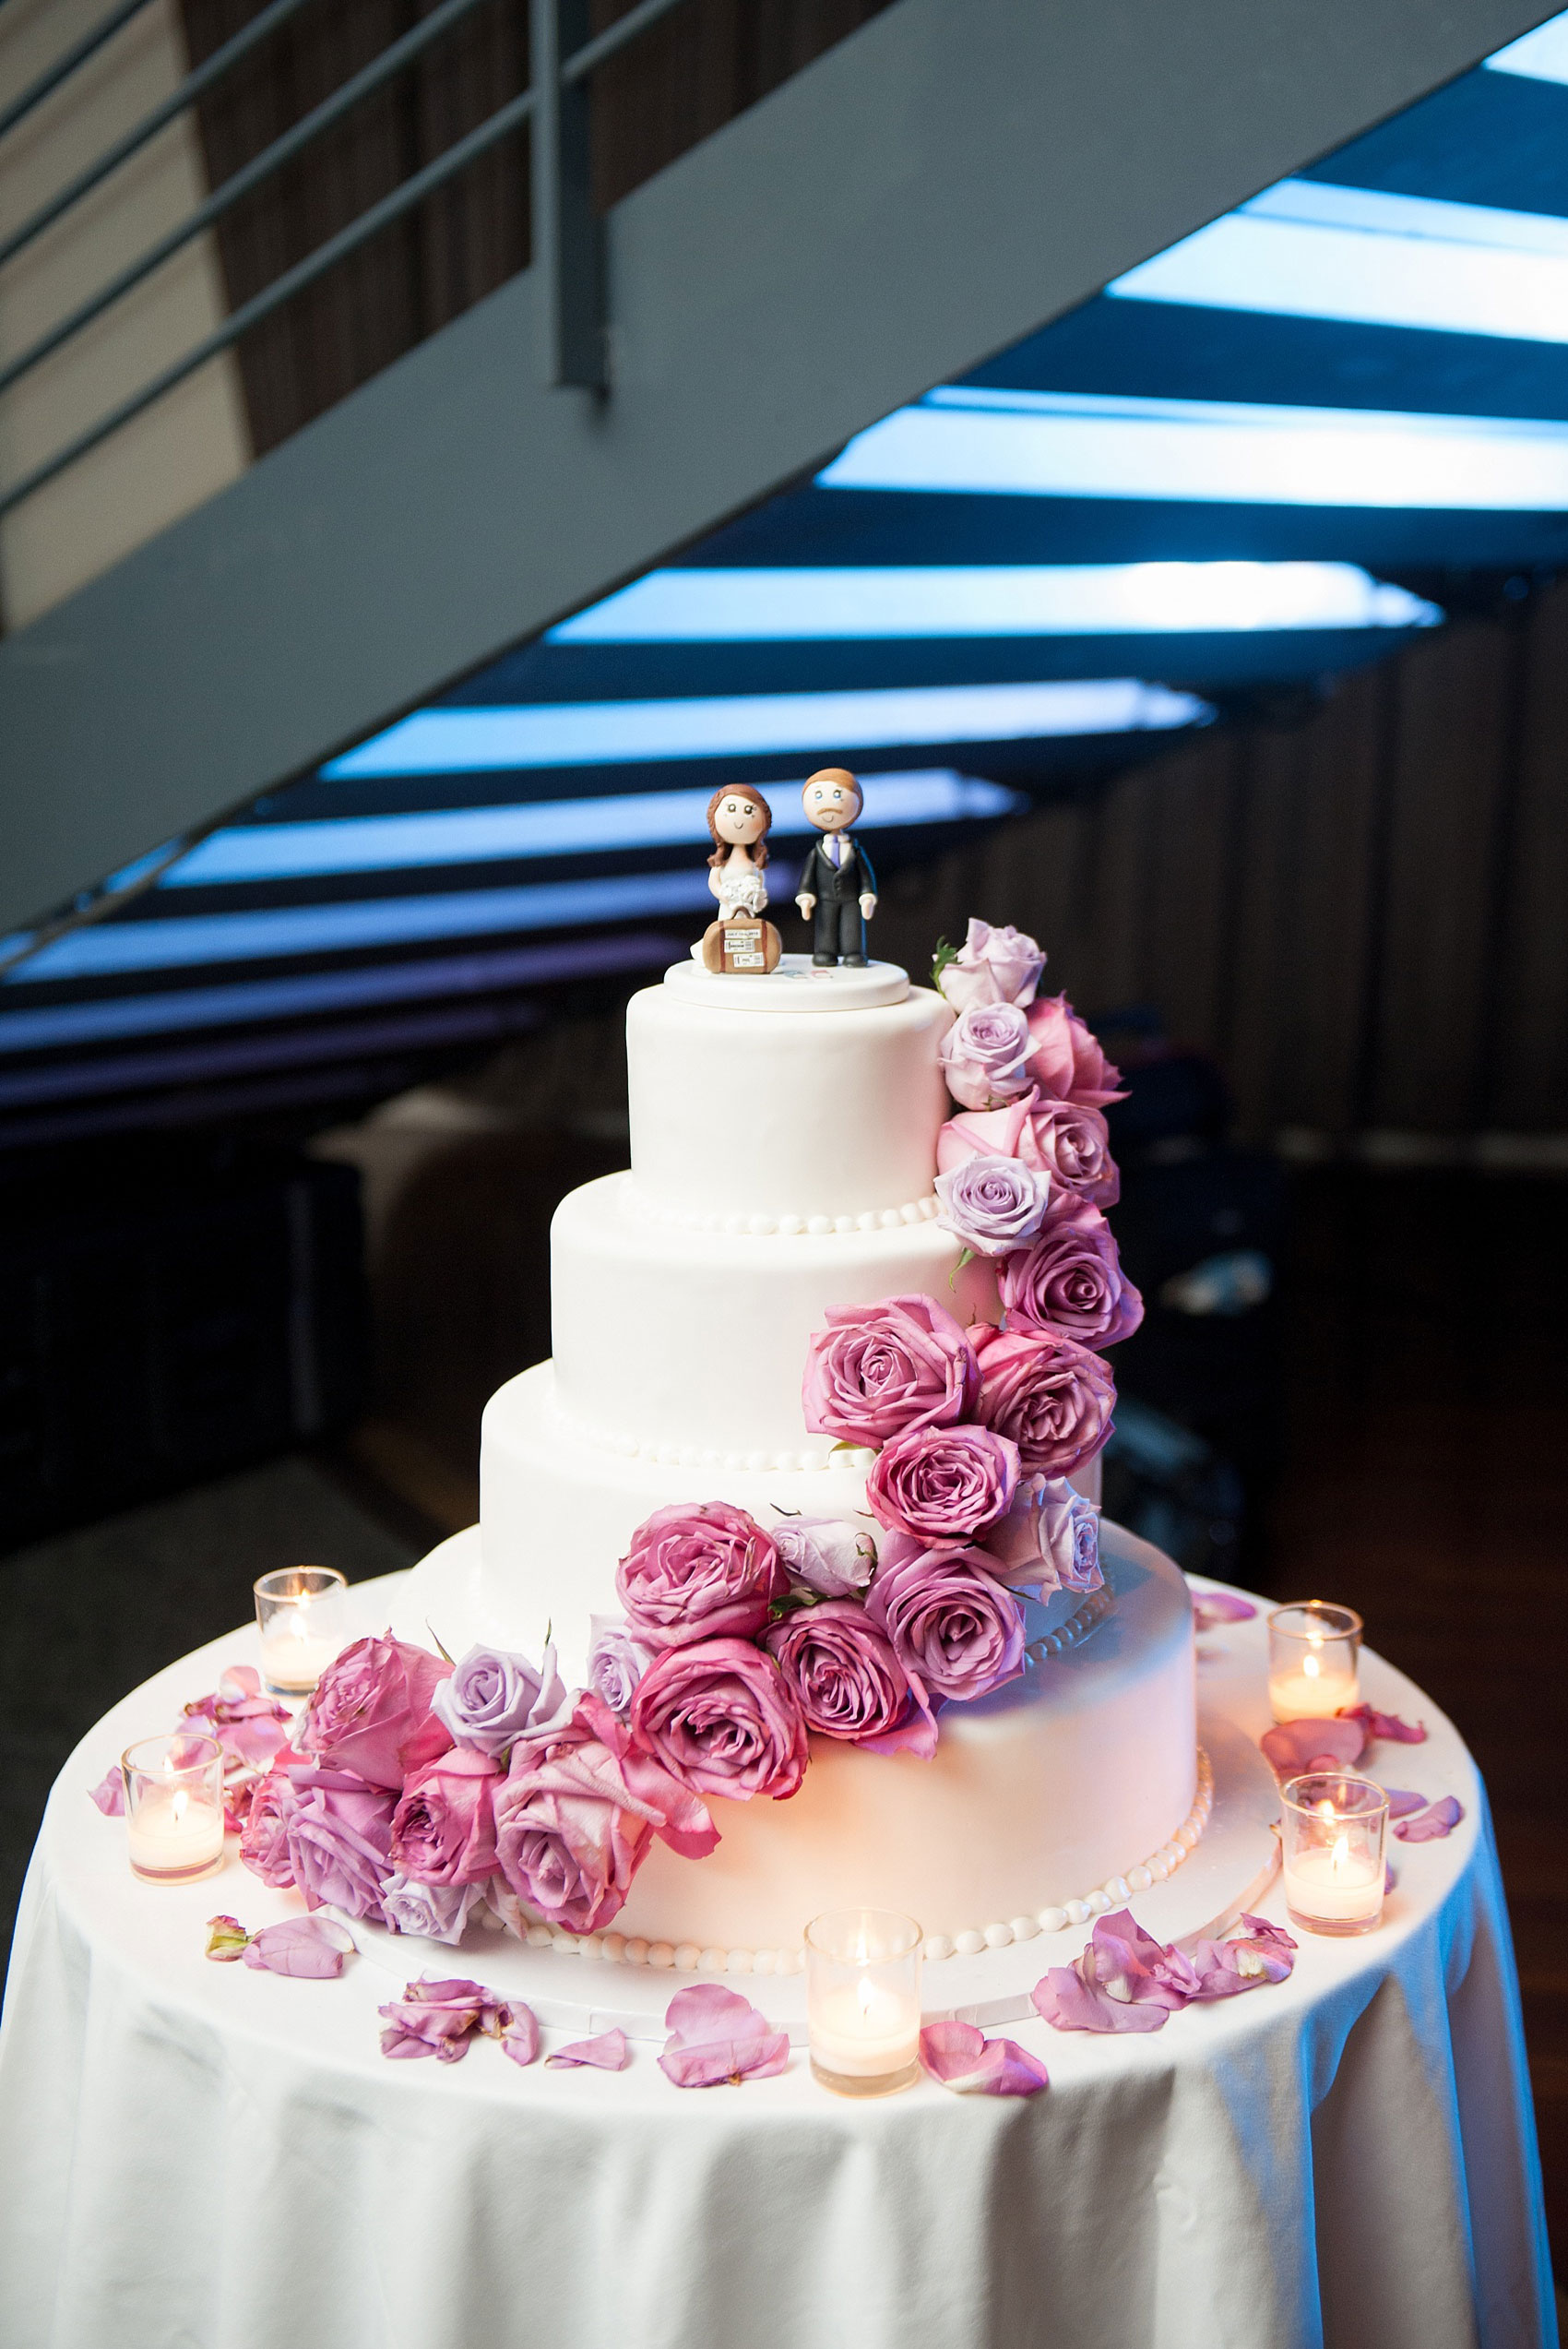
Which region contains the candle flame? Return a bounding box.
[1302,1651,1321,1679]
[1331,1832,1349,1875]
[172,1788,188,1824]
[857,1975,875,2019]
[1316,1799,1336,1823]
[286,1608,311,1644]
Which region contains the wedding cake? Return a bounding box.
[397,932,1202,1962]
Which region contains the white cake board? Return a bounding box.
[338,1704,1279,2045]
[670,950,909,1011]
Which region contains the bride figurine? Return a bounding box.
[701,787,781,972]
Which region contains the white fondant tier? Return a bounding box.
[397,1520,1196,1952]
[551,1174,996,1461]
[627,960,953,1223]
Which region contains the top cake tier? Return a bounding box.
[626,955,953,1224]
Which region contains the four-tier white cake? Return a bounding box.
[403,951,1200,1956]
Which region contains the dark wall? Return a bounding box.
[871,579,1568,1143]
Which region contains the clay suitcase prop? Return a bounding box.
[702,918,782,974]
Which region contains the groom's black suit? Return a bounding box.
[797,830,877,964]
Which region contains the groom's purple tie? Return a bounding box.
[828,834,842,867]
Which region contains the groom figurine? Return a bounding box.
[795,768,877,966]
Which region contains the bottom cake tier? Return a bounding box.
[396,1516,1197,1955]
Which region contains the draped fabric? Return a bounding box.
[0,1578,1554,2349]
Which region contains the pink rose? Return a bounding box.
[630,1638,809,1802]
[299,1631,453,1790]
[802,1294,980,1447]
[864,1532,1026,1704]
[388,1746,502,1887]
[939,1001,1034,1111]
[970,1320,1116,1476]
[938,1092,1119,1210]
[1022,993,1124,1108]
[765,1600,937,1756]
[935,919,1045,1013]
[997,1206,1144,1346]
[617,1503,786,1651]
[493,1691,717,1936]
[933,1153,1051,1256]
[864,1424,1019,1543]
[989,1474,1102,1596]
[238,1751,304,1887]
[280,1760,398,1923]
[772,1516,877,1599]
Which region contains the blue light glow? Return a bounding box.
[819,387,1568,509]
[159,770,1024,888]
[322,678,1209,780]
[1486,9,1568,83]
[0,934,677,1057]
[547,563,1437,642]
[1105,176,1568,342]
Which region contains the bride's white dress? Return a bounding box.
[711,857,767,920]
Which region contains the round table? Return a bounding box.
[0,1570,1553,2349]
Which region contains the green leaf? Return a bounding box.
[948,1246,975,1290]
[425,1620,456,1665]
[930,936,960,986]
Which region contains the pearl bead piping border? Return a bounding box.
[477,1747,1214,1979]
[550,1393,873,1477]
[626,1188,944,1240]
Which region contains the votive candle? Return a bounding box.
[255,1566,348,1695]
[1280,1771,1388,1936]
[806,1908,922,2095]
[123,1733,226,1884]
[1267,1601,1361,1723]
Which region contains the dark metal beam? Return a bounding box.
[530,0,604,390]
[1,0,1560,933]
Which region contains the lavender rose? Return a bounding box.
[998,1206,1144,1346]
[935,919,1045,1013]
[382,1874,485,1944]
[771,1515,876,1598]
[939,1001,1035,1112]
[493,1691,717,1935]
[970,1320,1115,1476]
[802,1293,980,1447]
[299,1630,452,1790]
[865,1532,1027,1703]
[630,1638,810,1802]
[617,1502,786,1651]
[238,1754,302,1888]
[864,1424,1019,1543]
[934,1152,1051,1256]
[281,1760,398,1923]
[587,1615,655,1714]
[388,1745,502,1887]
[938,1092,1119,1210]
[989,1475,1103,1597]
[432,1641,569,1756]
[1022,993,1124,1109]
[765,1601,936,1756]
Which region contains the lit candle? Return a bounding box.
[806,1909,922,2095]
[1267,1602,1361,1723]
[123,1735,226,1885]
[255,1566,348,1696]
[1280,1773,1388,1936]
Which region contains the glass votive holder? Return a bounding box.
[805,1908,922,2096]
[1267,1600,1362,1722]
[255,1566,348,1695]
[1280,1771,1389,1936]
[122,1733,226,1885]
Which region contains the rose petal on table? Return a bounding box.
[1259,1717,1367,1778]
[204,1914,253,1961]
[1184,1915,1298,1997]
[1384,1788,1429,1819]
[88,1767,124,1817]
[547,2028,630,2071]
[241,1915,354,1977]
[659,1983,789,2086]
[1385,1862,1398,1893]
[502,2008,542,2068]
[1340,1703,1427,1744]
[1191,1591,1257,1632]
[919,2019,1048,2095]
[1393,1795,1464,1842]
[378,1975,511,2059]
[1031,1965,1170,2033]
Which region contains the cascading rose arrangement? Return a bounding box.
[240,916,1136,1945]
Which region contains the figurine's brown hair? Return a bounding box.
[707,785,772,868]
[803,767,862,816]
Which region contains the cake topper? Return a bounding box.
[701,786,782,974]
[795,769,878,968]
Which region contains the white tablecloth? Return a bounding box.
[0,1570,1555,2349]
